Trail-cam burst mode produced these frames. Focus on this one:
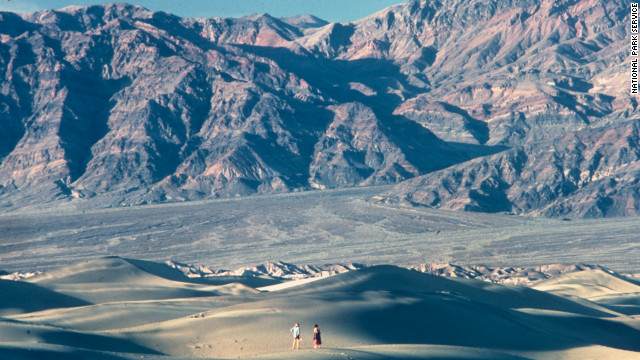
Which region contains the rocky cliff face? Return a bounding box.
[381,120,640,217]
[332,0,634,145]
[0,0,636,216]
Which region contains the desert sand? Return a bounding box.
[1,257,640,359]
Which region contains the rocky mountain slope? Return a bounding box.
[381,119,640,217]
[0,0,637,216]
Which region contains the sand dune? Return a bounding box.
[0,279,89,316]
[9,299,226,332]
[121,266,640,358]
[2,258,640,359]
[533,268,640,298]
[23,257,257,304]
[532,268,640,319]
[0,319,160,357]
[231,345,534,359]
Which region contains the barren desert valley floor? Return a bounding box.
[2,187,640,359]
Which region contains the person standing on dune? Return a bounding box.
[313,324,322,348]
[291,322,301,349]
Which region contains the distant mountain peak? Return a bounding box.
[280,14,329,29]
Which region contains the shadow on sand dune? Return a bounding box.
[0,279,91,315]
[258,266,640,353]
[5,260,640,359]
[0,346,129,360]
[109,256,284,288]
[0,319,163,357]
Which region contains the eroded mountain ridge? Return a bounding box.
[0,0,637,216]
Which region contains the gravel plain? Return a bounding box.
[1,186,639,274]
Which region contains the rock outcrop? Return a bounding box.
[0,0,636,216]
[166,259,611,286]
[382,120,640,217]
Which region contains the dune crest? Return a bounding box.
[2,258,640,359]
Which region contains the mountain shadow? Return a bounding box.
[236,44,506,176]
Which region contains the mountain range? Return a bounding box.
[0,0,637,217]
